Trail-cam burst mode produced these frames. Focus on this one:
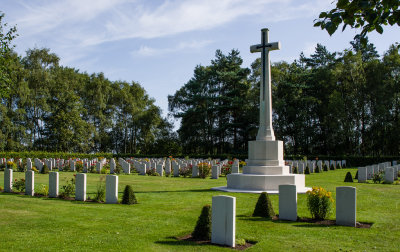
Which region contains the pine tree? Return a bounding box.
[253,192,275,218]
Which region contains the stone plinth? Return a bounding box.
[211,195,235,247]
[213,140,308,194]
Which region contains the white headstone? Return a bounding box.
[336,186,356,227]
[358,167,367,182]
[212,165,219,179]
[279,184,297,221]
[192,165,199,178]
[106,175,118,204]
[384,167,394,183]
[25,171,34,196]
[156,164,163,176]
[49,172,59,198]
[4,168,13,192]
[173,163,180,177]
[211,195,236,247]
[75,173,87,201]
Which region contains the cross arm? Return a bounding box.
[250,41,281,53]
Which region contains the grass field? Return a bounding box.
[0,168,399,251]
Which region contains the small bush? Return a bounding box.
[252,192,275,218]
[93,178,106,202]
[13,178,25,192]
[198,162,211,179]
[221,163,232,176]
[306,186,333,220]
[41,164,49,174]
[330,164,335,170]
[372,171,383,184]
[323,164,328,171]
[354,170,358,179]
[121,185,137,205]
[192,205,211,240]
[59,176,75,199]
[146,168,159,176]
[292,166,298,174]
[32,166,38,173]
[344,172,353,182]
[305,166,310,174]
[114,163,122,174]
[75,161,83,172]
[315,166,320,173]
[38,184,49,196]
[337,164,342,169]
[179,164,192,178]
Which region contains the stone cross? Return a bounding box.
[250,28,280,141]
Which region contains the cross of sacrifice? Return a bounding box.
[250,28,280,141]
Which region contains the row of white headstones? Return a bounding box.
[1,157,241,178]
[287,160,347,173]
[357,161,399,183]
[2,169,119,203]
[2,167,357,248]
[211,184,357,247]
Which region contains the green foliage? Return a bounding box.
[330,164,336,171]
[344,171,353,182]
[146,168,159,176]
[121,185,137,205]
[192,205,211,240]
[323,164,328,172]
[93,176,105,202]
[315,166,320,173]
[41,164,49,174]
[12,178,25,192]
[252,192,275,218]
[355,170,358,179]
[292,166,298,174]
[179,165,192,178]
[198,162,211,179]
[38,184,49,196]
[314,0,400,47]
[306,187,333,220]
[305,166,310,174]
[373,171,384,184]
[59,176,75,199]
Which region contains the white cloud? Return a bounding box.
[133,40,214,57]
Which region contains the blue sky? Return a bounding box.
[2,0,400,123]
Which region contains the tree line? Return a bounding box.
[169,38,400,157]
[0,14,178,154]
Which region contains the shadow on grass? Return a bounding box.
[128,189,213,194]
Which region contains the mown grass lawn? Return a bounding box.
[0,168,399,251]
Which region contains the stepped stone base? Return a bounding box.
[212,173,309,194]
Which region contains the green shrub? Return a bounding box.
[337,164,342,169]
[41,164,49,174]
[344,171,353,182]
[146,168,159,176]
[323,164,328,171]
[121,185,137,205]
[330,164,335,170]
[38,184,49,196]
[198,162,211,179]
[292,166,298,174]
[179,164,192,177]
[305,166,310,174]
[192,205,211,240]
[13,178,25,192]
[75,161,83,172]
[252,192,275,218]
[315,166,320,173]
[59,176,75,199]
[372,172,383,184]
[354,170,358,179]
[306,186,333,220]
[93,184,105,202]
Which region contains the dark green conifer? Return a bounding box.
[253,192,275,218]
[121,185,137,205]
